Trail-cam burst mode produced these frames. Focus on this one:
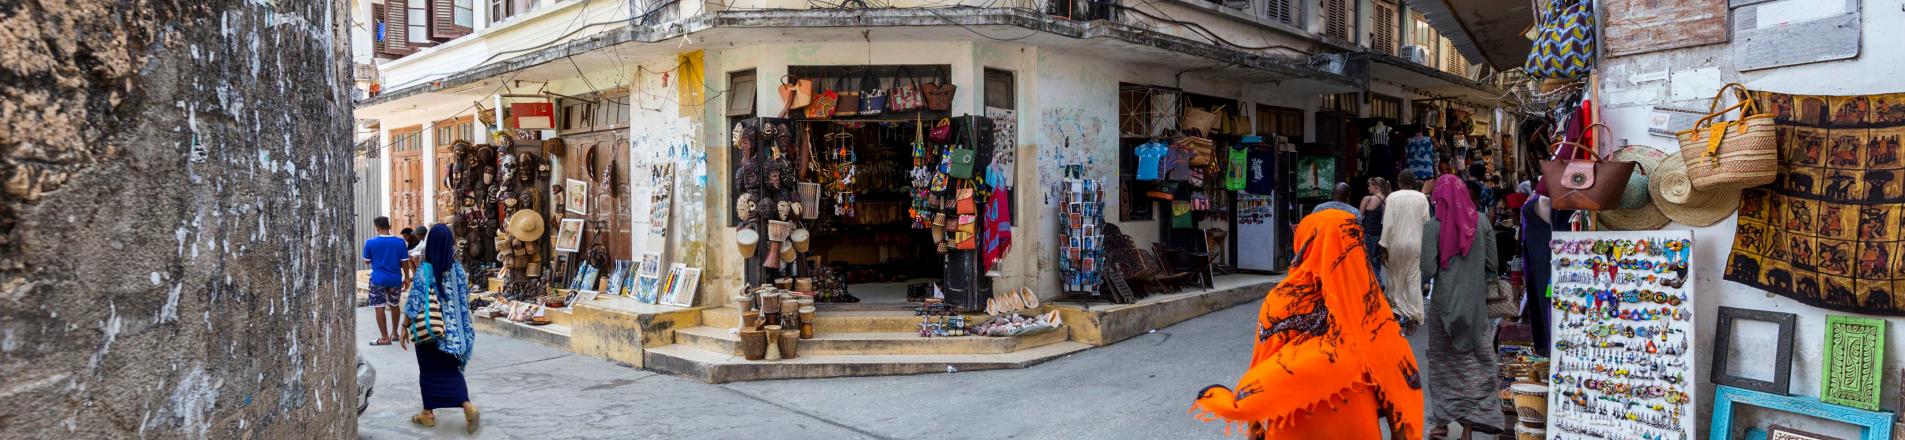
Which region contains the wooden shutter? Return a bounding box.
[1442,38,1466,75]
[1322,0,1351,40]
[1372,1,1396,55]
[383,0,415,55]
[1263,0,1295,25]
[430,0,471,40]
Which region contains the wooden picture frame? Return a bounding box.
[662,266,701,307]
[1768,425,1846,440]
[1710,385,1893,440]
[553,218,586,253]
[1822,315,1887,411]
[1712,306,1797,395]
[565,178,590,214]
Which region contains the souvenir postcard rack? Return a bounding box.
[1059,178,1104,297]
[1547,230,1699,440]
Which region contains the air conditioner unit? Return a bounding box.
[1403,45,1431,64]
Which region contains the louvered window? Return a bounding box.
[1261,0,1296,26]
[430,0,473,40]
[1442,37,1467,76]
[381,1,417,56]
[406,1,430,44]
[1322,0,1351,40]
[1371,1,1396,55]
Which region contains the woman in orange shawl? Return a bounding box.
[1192,209,1424,440]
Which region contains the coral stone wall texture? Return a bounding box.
[0,1,356,438]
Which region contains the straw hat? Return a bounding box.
[1651,152,1741,227]
[507,209,545,241]
[1598,146,1671,230]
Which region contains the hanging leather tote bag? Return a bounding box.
[779,75,814,116]
[923,68,956,112]
[834,70,862,117]
[859,68,887,116]
[929,118,953,143]
[1540,135,1636,211]
[1678,83,1779,190]
[1523,0,1596,79]
[1485,279,1521,319]
[805,74,839,120]
[889,67,924,113]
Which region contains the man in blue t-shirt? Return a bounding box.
[362,216,409,346]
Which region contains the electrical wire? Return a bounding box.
[1114,4,1311,56]
[384,0,681,91]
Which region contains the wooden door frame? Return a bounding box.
[389,125,425,229]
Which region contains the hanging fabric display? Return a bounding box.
[983,188,1012,271]
[1725,90,1905,315]
[1524,0,1597,79]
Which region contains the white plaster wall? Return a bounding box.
[377,0,627,90]
[1592,2,1905,437]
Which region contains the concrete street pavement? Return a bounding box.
[357,299,1492,439]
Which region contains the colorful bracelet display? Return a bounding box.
[1548,234,1696,440]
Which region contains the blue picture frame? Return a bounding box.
[1711,385,1895,440]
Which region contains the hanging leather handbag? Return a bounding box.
[834,70,861,117]
[947,124,976,179]
[923,68,956,112]
[859,68,887,116]
[805,75,839,120]
[1485,279,1521,319]
[1678,83,1778,191]
[1540,137,1636,211]
[779,75,814,115]
[889,67,924,113]
[1523,0,1596,79]
[929,118,953,143]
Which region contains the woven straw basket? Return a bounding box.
[1678,83,1778,191]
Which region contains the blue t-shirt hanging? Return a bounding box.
[1134,140,1167,181]
[1405,136,1436,181]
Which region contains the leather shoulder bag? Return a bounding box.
[1540,128,1635,211]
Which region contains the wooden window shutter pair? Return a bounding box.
[1322,0,1351,40]
[430,0,472,40]
[1263,0,1294,25]
[379,1,416,56]
[1372,1,1396,55]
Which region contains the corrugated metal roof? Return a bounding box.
[1403,0,1535,71]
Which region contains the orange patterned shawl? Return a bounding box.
[1191,209,1423,439]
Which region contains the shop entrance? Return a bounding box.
[731,65,996,311]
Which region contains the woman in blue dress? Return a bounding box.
[400,223,479,433]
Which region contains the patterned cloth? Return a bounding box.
[367,284,401,308]
[1423,311,1500,430]
[1406,137,1436,181]
[1725,90,1905,315]
[1191,210,1424,440]
[405,262,475,367]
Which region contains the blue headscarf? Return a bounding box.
[407,223,474,366]
[425,223,456,287]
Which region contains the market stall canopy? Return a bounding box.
[1403,0,1534,71]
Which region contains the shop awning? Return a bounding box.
[1403,0,1534,71]
[357,8,1366,118]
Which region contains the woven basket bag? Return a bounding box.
[1678,83,1778,191]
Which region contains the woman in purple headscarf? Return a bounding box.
[1417,174,1501,439]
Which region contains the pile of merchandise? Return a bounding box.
[732,285,816,361]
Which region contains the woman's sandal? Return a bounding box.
[410,412,435,428]
[463,403,481,434]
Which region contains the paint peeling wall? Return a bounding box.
[0,1,356,438]
[1591,2,1905,437]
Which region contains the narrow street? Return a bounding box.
[358,299,1485,439]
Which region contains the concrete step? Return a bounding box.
[472,315,571,350]
[700,307,994,333]
[673,326,1069,356]
[643,340,1093,383]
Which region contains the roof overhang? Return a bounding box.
[356,8,1365,118]
[1403,0,1533,71]
[1356,52,1504,107]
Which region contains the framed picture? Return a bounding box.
[1711,306,1797,395]
[1769,425,1845,440]
[655,263,686,306]
[554,218,586,253]
[1710,385,1891,440]
[637,252,662,277]
[1822,314,1887,411]
[565,178,590,214]
[635,275,661,304]
[663,266,701,307]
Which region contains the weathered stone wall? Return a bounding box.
[0,1,356,438]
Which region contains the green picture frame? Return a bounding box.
[1821,314,1887,411]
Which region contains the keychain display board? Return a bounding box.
[1058,178,1104,296]
[1547,230,1699,440]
